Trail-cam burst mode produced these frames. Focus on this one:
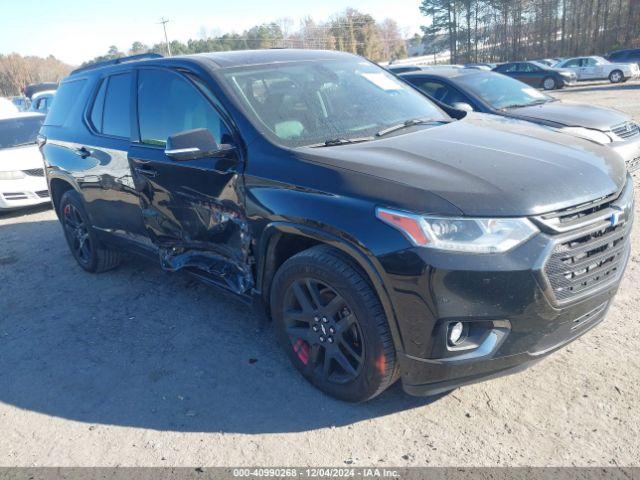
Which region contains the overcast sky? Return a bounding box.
[1,0,424,65]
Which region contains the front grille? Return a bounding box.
[22,168,44,177]
[538,181,634,304]
[544,222,629,302]
[2,192,28,200]
[35,190,50,198]
[611,121,640,139]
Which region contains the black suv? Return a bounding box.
[607,48,640,67]
[40,50,633,402]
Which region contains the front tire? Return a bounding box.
[609,70,624,83]
[59,190,121,273]
[542,76,557,90]
[270,245,398,402]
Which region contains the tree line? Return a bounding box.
[84,9,407,66]
[0,54,71,96]
[418,0,640,63]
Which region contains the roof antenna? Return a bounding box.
[158,17,172,57]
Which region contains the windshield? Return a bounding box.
[0,115,43,149]
[220,58,448,147]
[457,72,553,110]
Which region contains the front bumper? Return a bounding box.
[560,76,578,86]
[376,182,633,396]
[609,135,640,173]
[0,176,50,209]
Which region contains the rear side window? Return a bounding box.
[137,69,229,147]
[101,73,131,138]
[44,80,86,126]
[89,80,107,132]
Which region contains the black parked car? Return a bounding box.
[606,48,640,67]
[400,68,640,171]
[40,50,633,401]
[493,61,577,89]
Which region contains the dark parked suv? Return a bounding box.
[40,50,634,402]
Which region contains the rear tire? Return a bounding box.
[542,76,557,90]
[59,190,121,273]
[270,245,398,402]
[609,70,624,83]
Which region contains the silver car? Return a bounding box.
[555,56,640,83]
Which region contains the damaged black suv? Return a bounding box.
[40,50,633,402]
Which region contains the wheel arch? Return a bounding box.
[48,173,80,218]
[255,221,406,355]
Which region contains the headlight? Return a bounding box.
[559,126,613,144]
[0,171,25,180]
[376,208,538,253]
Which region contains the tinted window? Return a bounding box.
[89,79,107,132]
[137,69,230,147]
[102,73,131,138]
[0,116,44,149]
[519,63,539,72]
[498,63,517,73]
[415,80,448,100]
[44,80,86,126]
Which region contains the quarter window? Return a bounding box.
[102,73,132,138]
[137,69,230,147]
[44,79,86,126]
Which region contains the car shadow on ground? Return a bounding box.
[0,216,445,434]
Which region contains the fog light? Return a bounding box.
[448,322,465,346]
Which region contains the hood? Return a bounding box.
[509,101,631,131]
[298,113,626,217]
[0,144,42,171]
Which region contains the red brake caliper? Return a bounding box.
[293,339,310,365]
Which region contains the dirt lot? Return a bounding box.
[0,82,639,467]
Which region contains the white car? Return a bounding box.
[0,112,50,210]
[0,98,19,118]
[555,56,640,83]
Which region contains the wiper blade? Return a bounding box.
[376,118,447,137]
[502,100,550,110]
[309,136,373,148]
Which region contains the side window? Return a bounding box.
[44,79,87,126]
[584,58,597,66]
[89,79,107,132]
[565,58,581,67]
[137,69,230,147]
[500,64,516,73]
[102,73,131,138]
[441,86,472,106]
[416,80,448,101]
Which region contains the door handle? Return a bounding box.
[134,166,158,178]
[74,146,92,158]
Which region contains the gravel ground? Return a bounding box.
[0,82,638,467]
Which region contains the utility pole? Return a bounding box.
[158,17,172,56]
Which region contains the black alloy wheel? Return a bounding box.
[283,278,365,384]
[271,245,398,402]
[58,190,121,273]
[62,202,92,267]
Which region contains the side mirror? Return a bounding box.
[451,102,474,112]
[165,128,234,161]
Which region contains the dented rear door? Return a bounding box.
[128,67,252,294]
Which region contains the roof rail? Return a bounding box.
[70,53,164,75]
